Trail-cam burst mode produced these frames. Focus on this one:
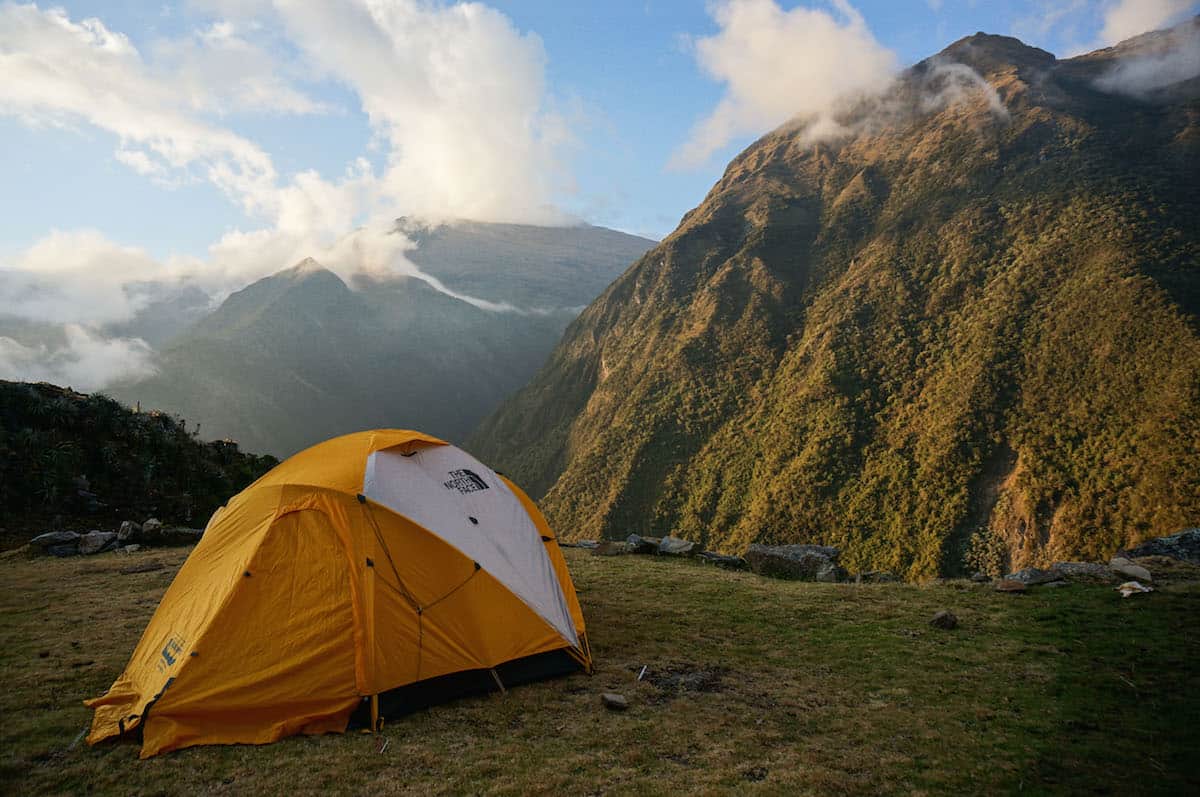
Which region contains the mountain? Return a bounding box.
[470,21,1200,579]
[109,222,654,457]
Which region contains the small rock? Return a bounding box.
[117,520,141,542]
[929,610,958,630]
[657,536,697,556]
[30,531,80,550]
[1004,567,1062,586]
[78,530,118,555]
[994,579,1027,593]
[625,534,659,555]
[1110,556,1152,583]
[600,692,628,711]
[970,572,991,583]
[1116,580,1153,598]
[141,518,164,539]
[591,540,632,556]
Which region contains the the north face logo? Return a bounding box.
[443,469,489,494]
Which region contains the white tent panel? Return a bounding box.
[363,445,578,648]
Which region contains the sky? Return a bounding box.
[0,0,1197,388]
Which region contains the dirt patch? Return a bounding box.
[636,663,728,704]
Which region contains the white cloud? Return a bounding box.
[1094,16,1200,94]
[263,0,573,225]
[0,325,157,392]
[670,0,898,168]
[1100,0,1195,44]
[0,4,284,215]
[0,230,164,325]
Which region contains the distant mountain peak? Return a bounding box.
[931,31,1056,77]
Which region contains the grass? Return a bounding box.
[2,547,1198,795]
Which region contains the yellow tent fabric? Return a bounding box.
[86,430,590,757]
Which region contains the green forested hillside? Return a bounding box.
[0,381,276,542]
[471,24,1200,579]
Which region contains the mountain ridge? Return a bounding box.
[470,22,1200,579]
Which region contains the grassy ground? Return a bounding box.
[2,547,1198,795]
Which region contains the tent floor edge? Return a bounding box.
[348,648,583,727]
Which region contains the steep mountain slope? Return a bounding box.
[110,222,653,456]
[471,23,1200,579]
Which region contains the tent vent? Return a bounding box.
[356,493,367,504]
[243,571,251,578]
[366,557,375,567]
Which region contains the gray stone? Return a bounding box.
[994,579,1027,593]
[117,520,141,542]
[120,544,141,554]
[745,544,842,581]
[657,536,697,556]
[1004,567,1063,586]
[1120,528,1200,565]
[600,692,628,711]
[930,610,958,630]
[591,540,632,556]
[626,534,659,555]
[78,530,118,555]
[1052,562,1115,583]
[160,526,203,545]
[30,531,80,549]
[141,518,164,540]
[1110,557,1152,583]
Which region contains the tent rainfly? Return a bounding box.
[86,430,591,757]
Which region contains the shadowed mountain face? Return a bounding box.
[109,223,654,457]
[470,22,1200,579]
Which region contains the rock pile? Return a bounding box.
[27,517,203,557]
[744,544,848,582]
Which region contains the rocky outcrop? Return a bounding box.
[78,531,117,555]
[1120,529,1200,565]
[745,544,846,582]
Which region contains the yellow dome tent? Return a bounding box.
[86,430,591,758]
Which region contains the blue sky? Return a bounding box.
[0,0,1195,270]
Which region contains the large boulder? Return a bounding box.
[1051,562,1116,583]
[79,530,118,555]
[141,518,164,541]
[117,520,141,543]
[657,536,697,556]
[745,544,845,582]
[1120,529,1200,565]
[1110,557,1153,583]
[30,531,80,551]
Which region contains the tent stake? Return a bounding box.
[489,668,507,694]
